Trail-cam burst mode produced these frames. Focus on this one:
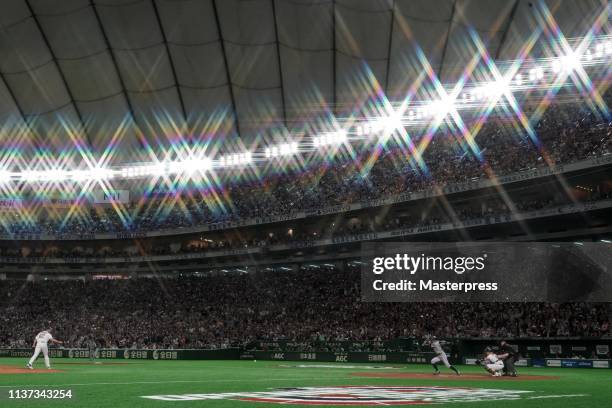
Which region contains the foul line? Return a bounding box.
[528,394,589,399]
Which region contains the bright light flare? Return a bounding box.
[176,158,212,174]
[265,142,298,158]
[313,129,347,147]
[121,163,169,178]
[0,170,12,184]
[426,95,456,117]
[515,73,523,85]
[528,66,544,81]
[551,51,581,73]
[72,167,115,181]
[381,112,404,131]
[218,152,252,167]
[21,169,68,182]
[484,79,510,98]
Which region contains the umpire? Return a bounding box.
[498,340,518,376]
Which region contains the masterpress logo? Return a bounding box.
[142,386,535,405]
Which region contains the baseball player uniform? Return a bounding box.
[484,352,504,376]
[429,338,460,375]
[27,331,54,369]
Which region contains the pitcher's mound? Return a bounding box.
[351,372,558,381]
[0,365,63,374]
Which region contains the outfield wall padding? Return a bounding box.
[0,348,240,360]
[241,351,436,364]
[458,338,612,360]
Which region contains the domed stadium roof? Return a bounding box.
[0,0,606,160]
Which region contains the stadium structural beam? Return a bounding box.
[150,0,188,125]
[271,0,288,131]
[24,0,93,147]
[332,0,337,116]
[90,0,146,141]
[495,0,520,60]
[211,0,242,139]
[437,0,457,81]
[384,0,396,96]
[0,69,38,142]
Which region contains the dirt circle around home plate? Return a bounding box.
[351,372,559,381]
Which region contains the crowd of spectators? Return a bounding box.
[2,97,611,236]
[1,188,609,260]
[0,267,609,349]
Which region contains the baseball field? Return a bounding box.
[0,359,609,407]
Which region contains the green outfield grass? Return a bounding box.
[0,359,610,407]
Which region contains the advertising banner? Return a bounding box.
[92,190,130,204]
[561,360,593,368]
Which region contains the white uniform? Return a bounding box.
[430,340,451,368]
[28,331,53,368]
[485,353,504,375]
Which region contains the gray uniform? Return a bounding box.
[430,340,451,368]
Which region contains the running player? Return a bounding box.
[424,335,460,375]
[26,328,63,369]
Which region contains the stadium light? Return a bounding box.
[71,169,90,181]
[357,122,377,136]
[4,35,611,187]
[122,167,132,178]
[515,73,523,86]
[426,95,456,117]
[552,52,581,74]
[121,163,167,178]
[21,169,68,182]
[358,115,402,135]
[528,66,544,81]
[147,163,167,176]
[121,166,142,178]
[93,167,114,180]
[218,152,252,167]
[72,167,115,182]
[482,79,510,98]
[380,111,403,132]
[561,53,581,70]
[176,158,212,174]
[22,170,39,182]
[47,169,69,182]
[265,142,298,158]
[0,170,12,184]
[313,129,347,147]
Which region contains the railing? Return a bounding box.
[0,153,610,241]
[1,198,610,265]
